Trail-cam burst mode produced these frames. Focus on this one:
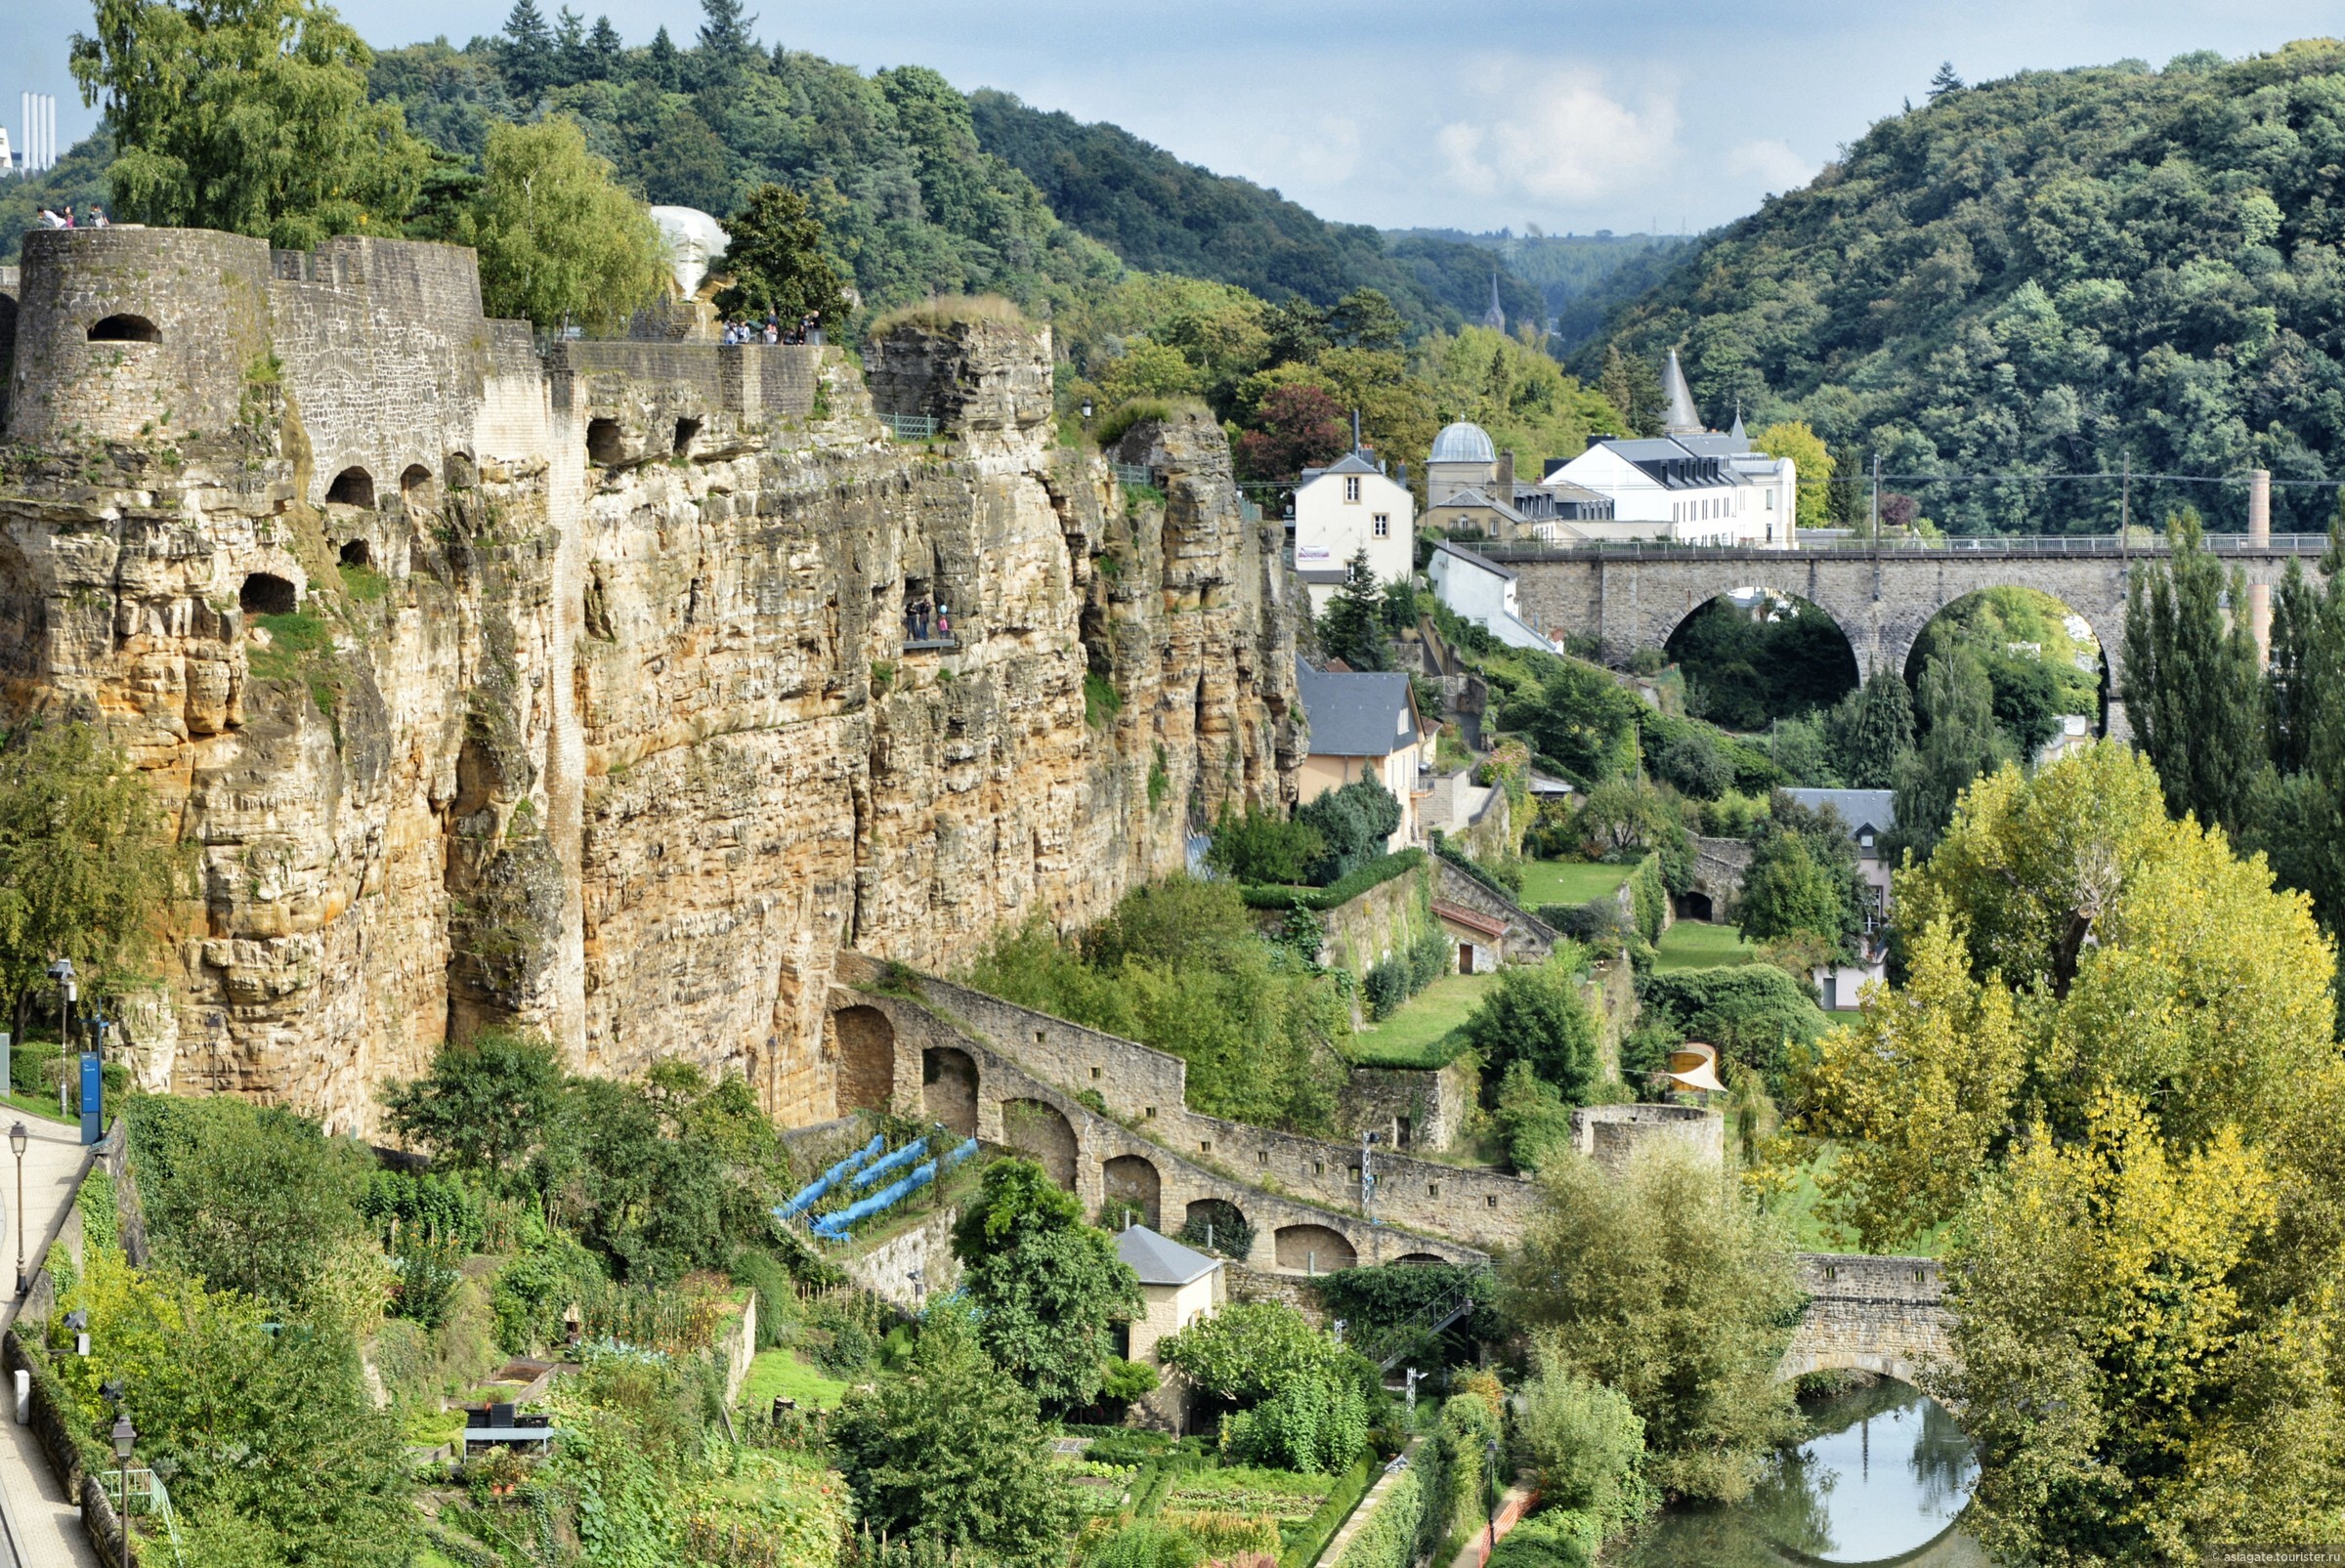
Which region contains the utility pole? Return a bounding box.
[2120,456,2130,557]
[1869,452,1881,538]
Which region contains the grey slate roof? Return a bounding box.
[1428,538,1515,580]
[1116,1224,1220,1287]
[1662,348,1703,435]
[1784,788,1897,838]
[1296,658,1418,758]
[1301,451,1381,481]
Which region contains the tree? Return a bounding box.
[380,1029,565,1184]
[2122,511,2265,834]
[1570,778,1678,859]
[1316,548,1391,671]
[1329,287,1407,353]
[583,14,621,78]
[499,0,553,93]
[950,1159,1140,1412]
[0,721,184,1040]
[1929,62,1965,97]
[69,0,429,249]
[1232,383,1348,483]
[1753,420,1832,530]
[1502,657,1643,784]
[1464,956,1599,1106]
[1514,1346,1654,1540]
[459,114,665,331]
[1888,649,2012,863]
[638,24,681,90]
[1159,1300,1370,1472]
[713,184,846,323]
[1502,1146,1802,1502]
[1205,805,1325,886]
[1738,797,1864,960]
[830,1304,1078,1568]
[1829,666,1914,788]
[693,0,757,69]
[1636,963,1826,1097]
[1295,776,1402,884]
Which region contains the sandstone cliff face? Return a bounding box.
[0,232,1297,1130]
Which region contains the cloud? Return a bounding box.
[1727,138,1818,192]
[1433,68,1679,208]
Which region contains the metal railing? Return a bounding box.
[879,412,937,441]
[99,1467,185,1565]
[1110,462,1156,488]
[1471,532,2334,563]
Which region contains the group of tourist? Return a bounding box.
[35,204,107,229]
[905,596,951,642]
[722,311,824,346]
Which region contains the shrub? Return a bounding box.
[732,1250,796,1349]
[1635,965,1827,1097]
[1176,1202,1255,1260]
[1407,924,1452,992]
[1464,955,1599,1107]
[1298,778,1404,884]
[1084,1521,1205,1568]
[10,1040,62,1097]
[1275,1462,1372,1568]
[1209,805,1326,886]
[1514,1356,1653,1539]
[1624,855,1667,945]
[1239,850,1425,912]
[1329,1464,1422,1568]
[1363,960,1409,1020]
[1484,1509,1600,1568]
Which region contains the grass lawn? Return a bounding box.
[739,1348,851,1413]
[1517,858,1632,908]
[1654,919,1758,971]
[1343,971,1495,1068]
[0,1090,77,1128]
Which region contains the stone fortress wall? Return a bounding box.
[0,225,1298,1133]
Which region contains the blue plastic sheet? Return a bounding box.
[851,1136,929,1190]
[813,1138,978,1240]
[776,1133,884,1219]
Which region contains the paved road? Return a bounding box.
[0,1119,107,1568]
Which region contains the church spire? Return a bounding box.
[1481,269,1506,333]
[1661,348,1703,436]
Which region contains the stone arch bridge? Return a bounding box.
[1490,537,2330,736]
[1781,1252,1954,1389]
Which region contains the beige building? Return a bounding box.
[1294,450,1415,614]
[1295,658,1429,849]
[1116,1224,1226,1368]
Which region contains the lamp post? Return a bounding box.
[48,959,74,1119]
[110,1412,134,1525]
[8,1123,24,1296]
[1080,398,1093,422]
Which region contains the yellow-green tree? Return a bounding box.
[1754,420,1832,528]
[460,115,665,331]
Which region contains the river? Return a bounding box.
[1612,1380,1986,1567]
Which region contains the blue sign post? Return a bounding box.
[79,1050,101,1146]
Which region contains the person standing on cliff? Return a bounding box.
[915,597,932,640]
[936,601,951,641]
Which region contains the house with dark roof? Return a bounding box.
[1294,448,1413,614]
[1295,657,1429,849]
[1114,1224,1225,1418]
[1784,787,1896,1008]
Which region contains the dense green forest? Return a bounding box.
[1386,230,1692,352]
[969,93,1544,334]
[1583,41,2345,534]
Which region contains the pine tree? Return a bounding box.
[1838,667,1915,788]
[695,0,757,80]
[2121,510,2265,833]
[639,25,681,90]
[585,15,621,78]
[1928,62,1965,98]
[501,0,554,95]
[1316,549,1390,671]
[551,6,587,86]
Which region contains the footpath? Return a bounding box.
[0,1117,107,1567]
[1448,1482,1538,1568]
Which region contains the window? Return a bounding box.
[1486,1194,1499,1208]
[1313,1160,1324,1175]
[1143,1106,1156,1118]
[1343,476,1361,503]
[1372,513,1389,538]
[1200,1140,1212,1154]
[1767,490,1776,510]
[1428,1182,1439,1198]
[1089,1065,1101,1080]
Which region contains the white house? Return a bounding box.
[1294,450,1415,614]
[1295,657,1429,849]
[1424,539,1555,652]
[1536,351,1798,548]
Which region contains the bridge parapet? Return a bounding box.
[1780,1251,1956,1389]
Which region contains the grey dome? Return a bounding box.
[1429,421,1496,464]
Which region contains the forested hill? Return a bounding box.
[968,91,1542,331]
[1585,40,2345,535]
[1386,230,1691,354]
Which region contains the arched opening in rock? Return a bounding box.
[1274,1223,1357,1275]
[673,416,703,457]
[586,418,625,466]
[1676,890,1715,922]
[1002,1097,1078,1189]
[1101,1155,1162,1232]
[1662,588,1859,733]
[238,572,297,616]
[831,1005,896,1116]
[921,1045,978,1140]
[339,539,372,570]
[87,314,159,344]
[325,467,375,508]
[400,463,434,503]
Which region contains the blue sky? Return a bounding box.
[7,1,2341,233]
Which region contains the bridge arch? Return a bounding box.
[1102,1154,1161,1230]
[1662,587,1859,731]
[1779,1253,1955,1390]
[1902,585,2110,754]
[1002,1097,1080,1189]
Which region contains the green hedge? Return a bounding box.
[1625,854,1666,945]
[1278,1460,1374,1568]
[1329,1463,1423,1568]
[1242,849,1427,911]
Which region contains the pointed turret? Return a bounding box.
[1661,349,1703,436]
[1729,405,1746,442]
[1481,270,1506,333]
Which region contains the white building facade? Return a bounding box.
[1294,451,1415,614]
[1424,539,1554,652]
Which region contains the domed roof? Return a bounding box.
[1429,421,1496,465]
[649,205,730,296]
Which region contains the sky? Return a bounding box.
[7,0,2342,234]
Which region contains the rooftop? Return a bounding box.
[1116,1224,1220,1287]
[1784,787,1897,837]
[1296,657,1419,758]
[1429,421,1497,465]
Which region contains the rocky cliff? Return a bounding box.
[0,230,1298,1131]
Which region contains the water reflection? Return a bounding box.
[1614,1380,1983,1567]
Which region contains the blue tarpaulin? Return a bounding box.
[812,1138,978,1240]
[851,1136,929,1190]
[776,1133,884,1220]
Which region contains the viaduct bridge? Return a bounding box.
[1486,534,2332,735]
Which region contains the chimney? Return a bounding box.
[2249,468,2273,665]
[1351,408,1363,453]
[1496,449,1515,499]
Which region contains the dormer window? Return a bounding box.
[1344,476,1361,503]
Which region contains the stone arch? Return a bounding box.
[1393,1251,1450,1265]
[586,418,625,466]
[921,1045,978,1139]
[400,462,435,502]
[339,538,372,570]
[831,1005,896,1116]
[87,313,159,344]
[1002,1098,1079,1188]
[1661,585,1860,724]
[1676,889,1715,921]
[1275,1223,1357,1275]
[1101,1155,1161,1231]
[1182,1199,1249,1255]
[674,416,703,457]
[238,572,297,615]
[1900,584,2110,747]
[325,467,374,508]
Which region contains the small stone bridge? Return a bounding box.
[1491,535,2331,734]
[1780,1251,1954,1389]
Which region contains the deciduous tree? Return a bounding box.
[460,114,665,330]
[951,1159,1139,1412]
[713,183,846,324]
[1464,955,1600,1107]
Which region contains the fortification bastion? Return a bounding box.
[0,226,1299,1133]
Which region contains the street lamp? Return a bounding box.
[1080,398,1093,421]
[110,1412,134,1524]
[8,1123,24,1296]
[47,959,74,1118]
